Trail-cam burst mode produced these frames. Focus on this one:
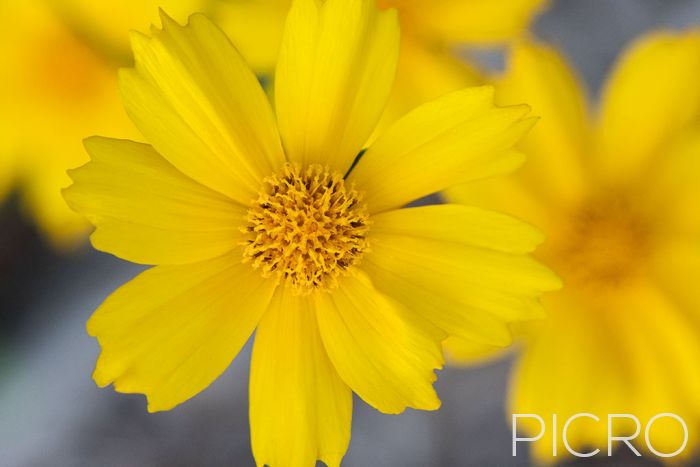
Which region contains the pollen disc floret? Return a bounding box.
[243,163,370,293]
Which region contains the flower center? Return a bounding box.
[548,195,652,289]
[242,163,370,294]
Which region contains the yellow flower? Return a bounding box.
[64,2,559,465]
[0,0,202,248]
[0,0,127,247]
[447,31,700,460]
[217,0,547,119]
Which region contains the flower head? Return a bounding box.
[447,30,700,460]
[64,1,559,465]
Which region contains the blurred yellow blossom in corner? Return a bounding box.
[216,0,548,121]
[0,0,205,249]
[447,31,700,460]
[63,0,560,464]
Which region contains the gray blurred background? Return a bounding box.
[2,1,700,466]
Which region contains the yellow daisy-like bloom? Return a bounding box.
[0,0,202,248]
[448,31,700,460]
[64,1,559,465]
[217,0,547,119]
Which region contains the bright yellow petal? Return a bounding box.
[595,30,700,184]
[349,86,535,214]
[215,0,290,75]
[362,206,559,346]
[120,12,285,204]
[496,39,589,207]
[315,270,444,414]
[250,286,351,467]
[64,137,245,265]
[88,253,276,412]
[275,0,399,171]
[419,0,548,44]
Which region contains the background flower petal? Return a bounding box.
[495,39,590,207]
[595,30,700,184]
[418,0,548,44]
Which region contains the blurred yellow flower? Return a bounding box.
[64,2,559,465]
[0,1,128,247]
[0,0,204,248]
[447,31,700,460]
[217,0,548,120]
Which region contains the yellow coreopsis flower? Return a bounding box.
[63,1,559,465]
[447,31,700,460]
[0,0,203,248]
[217,0,548,119]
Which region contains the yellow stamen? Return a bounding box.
[242,163,370,294]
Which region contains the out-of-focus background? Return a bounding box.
[1,1,700,466]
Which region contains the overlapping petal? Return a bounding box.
[88,253,277,412]
[275,0,399,171]
[362,205,559,346]
[349,86,535,213]
[120,12,285,203]
[64,137,245,265]
[315,271,444,414]
[250,286,352,467]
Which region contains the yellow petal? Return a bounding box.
[509,292,628,460]
[651,239,700,324]
[419,0,548,44]
[120,12,285,204]
[250,286,351,467]
[215,0,290,75]
[371,204,545,254]
[362,207,558,346]
[645,125,700,236]
[497,39,589,206]
[275,0,399,171]
[88,254,276,412]
[315,270,444,414]
[612,280,700,419]
[64,137,245,265]
[595,30,700,184]
[349,86,535,214]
